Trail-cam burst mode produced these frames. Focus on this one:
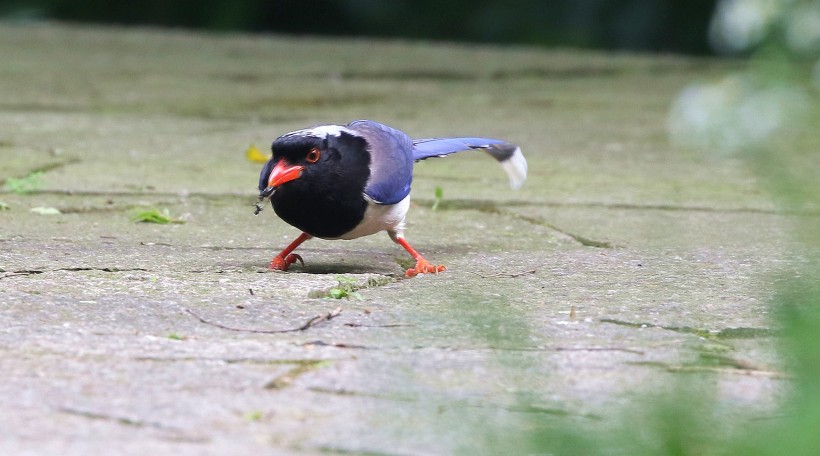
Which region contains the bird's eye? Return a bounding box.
[305,147,321,164]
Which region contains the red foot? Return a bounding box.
[269,253,304,271]
[405,259,446,278]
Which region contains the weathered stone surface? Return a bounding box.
[0,24,794,454]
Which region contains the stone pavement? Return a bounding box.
[0,24,797,454]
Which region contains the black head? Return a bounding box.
[257,134,322,194]
[259,126,371,192]
[256,125,373,238]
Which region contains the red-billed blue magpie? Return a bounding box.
[256,120,526,277]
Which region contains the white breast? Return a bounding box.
[337,194,410,240]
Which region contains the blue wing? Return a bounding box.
[347,120,415,205]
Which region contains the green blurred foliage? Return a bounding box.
[451,1,820,453]
[1,0,718,54]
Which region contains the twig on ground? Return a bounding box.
[343,323,415,328]
[184,307,342,334]
[58,406,172,430]
[553,346,645,355]
[467,268,539,279]
[302,340,368,349]
[57,406,208,442]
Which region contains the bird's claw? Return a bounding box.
[405,259,446,278]
[269,253,304,271]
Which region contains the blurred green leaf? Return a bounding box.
[131,208,184,224]
[4,171,44,194]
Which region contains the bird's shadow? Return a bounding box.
[235,244,470,276]
[294,261,399,276]
[232,258,401,276]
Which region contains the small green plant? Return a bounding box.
[167,333,185,340]
[327,275,363,300]
[431,186,444,211]
[4,171,44,194]
[0,201,10,211]
[131,208,184,224]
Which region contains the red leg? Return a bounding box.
[269,232,310,271]
[394,236,446,278]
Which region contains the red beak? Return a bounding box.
[268,160,304,188]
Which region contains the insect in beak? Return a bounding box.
[254,186,276,215]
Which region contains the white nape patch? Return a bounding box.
[283,125,360,139]
[500,147,528,189]
[337,195,411,240]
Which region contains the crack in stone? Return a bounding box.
[408,345,644,354]
[0,269,45,279]
[307,387,601,419]
[264,360,331,389]
[0,158,82,187]
[415,197,819,217]
[1,267,148,279]
[133,356,336,365]
[55,205,134,214]
[532,218,615,248]
[334,65,621,82]
[628,361,788,378]
[416,198,615,248]
[5,189,252,199]
[12,190,810,216]
[58,267,149,272]
[600,318,778,339]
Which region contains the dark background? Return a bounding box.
[1,0,719,55]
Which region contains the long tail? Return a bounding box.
[412,137,527,189]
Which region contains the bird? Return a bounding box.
[255,120,527,277]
